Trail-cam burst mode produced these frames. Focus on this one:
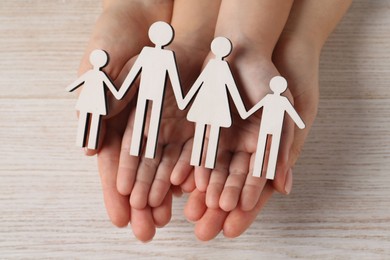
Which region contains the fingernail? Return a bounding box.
[141,238,153,244]
[284,168,293,195]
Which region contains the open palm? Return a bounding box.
[173,46,296,210]
[74,1,181,242]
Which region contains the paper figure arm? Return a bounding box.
[117,52,143,99]
[167,52,185,109]
[284,98,305,129]
[225,63,249,119]
[66,73,87,92]
[102,72,121,100]
[181,63,209,110]
[246,97,266,118]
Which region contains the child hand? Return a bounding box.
[179,0,295,219]
[182,0,352,240]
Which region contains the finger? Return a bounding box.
[271,104,295,194]
[97,129,130,227]
[288,92,317,170]
[149,144,181,207]
[194,209,228,241]
[181,170,196,193]
[184,189,207,222]
[240,155,267,211]
[205,150,232,209]
[130,143,163,209]
[116,109,141,195]
[194,166,212,193]
[171,139,194,186]
[223,182,274,238]
[116,153,140,196]
[219,151,250,212]
[184,189,229,241]
[130,206,156,243]
[152,190,173,228]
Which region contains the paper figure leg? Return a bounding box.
[266,132,281,180]
[253,132,268,177]
[190,123,206,166]
[205,125,220,169]
[87,114,102,150]
[76,112,89,147]
[130,99,148,156]
[145,101,163,159]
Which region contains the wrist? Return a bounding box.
[212,25,276,61]
[274,33,322,64]
[103,0,131,10]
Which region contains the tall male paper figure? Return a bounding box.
[248,76,305,180]
[117,21,184,159]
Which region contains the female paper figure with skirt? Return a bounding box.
[181,37,249,169]
[66,49,121,150]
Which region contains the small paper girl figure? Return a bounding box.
[66,49,121,150]
[181,37,249,169]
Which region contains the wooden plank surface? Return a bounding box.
[0,1,389,259]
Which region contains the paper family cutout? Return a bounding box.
[67,21,305,180]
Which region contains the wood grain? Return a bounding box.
[0,0,389,259]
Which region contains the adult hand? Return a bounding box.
[75,0,175,242]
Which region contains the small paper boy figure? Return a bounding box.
[66,49,121,150]
[249,76,305,179]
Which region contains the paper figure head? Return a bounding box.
[270,76,288,94]
[89,49,108,69]
[148,21,174,48]
[211,37,232,59]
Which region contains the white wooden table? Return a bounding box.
[1,1,389,259]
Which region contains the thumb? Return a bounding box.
[272,93,318,194]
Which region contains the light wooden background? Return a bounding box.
[1,1,389,259]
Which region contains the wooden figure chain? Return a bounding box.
[66,21,305,180]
